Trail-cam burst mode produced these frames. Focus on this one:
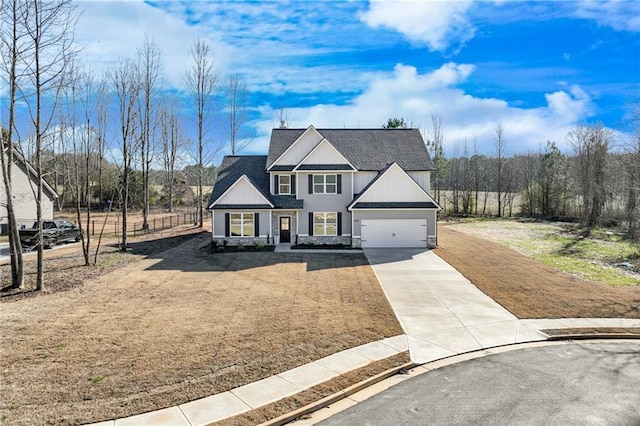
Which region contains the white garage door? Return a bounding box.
[361,219,427,248]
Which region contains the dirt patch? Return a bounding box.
[0,231,402,425]
[435,225,640,319]
[219,352,411,426]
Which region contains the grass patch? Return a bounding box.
[449,219,639,286]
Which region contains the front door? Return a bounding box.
[279,217,291,243]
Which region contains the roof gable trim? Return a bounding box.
[209,174,274,209]
[267,125,321,170]
[348,162,441,211]
[293,138,356,171]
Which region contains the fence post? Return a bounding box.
[92,220,95,236]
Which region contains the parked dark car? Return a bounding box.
[19,220,82,249]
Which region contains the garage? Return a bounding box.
[361,219,427,248]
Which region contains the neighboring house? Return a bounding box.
[0,145,58,234]
[207,126,441,248]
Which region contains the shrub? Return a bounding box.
[256,243,264,251]
[237,244,245,252]
[337,243,344,248]
[216,246,225,253]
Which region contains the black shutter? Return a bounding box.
[254,213,260,237]
[337,212,342,236]
[308,174,313,194]
[274,175,279,194]
[224,213,230,237]
[291,175,296,195]
[337,175,342,194]
[308,212,314,236]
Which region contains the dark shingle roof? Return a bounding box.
[271,195,304,209]
[208,156,271,208]
[267,128,435,171]
[351,202,439,209]
[208,156,304,210]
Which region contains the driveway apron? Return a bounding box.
[364,249,547,363]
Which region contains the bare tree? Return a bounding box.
[137,36,162,231]
[224,72,250,154]
[109,57,141,251]
[567,123,611,231]
[160,100,180,212]
[494,123,507,217]
[425,113,448,205]
[184,37,218,227]
[20,0,78,290]
[0,0,28,289]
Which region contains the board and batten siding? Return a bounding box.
[353,171,378,194]
[298,140,349,165]
[407,171,431,192]
[357,166,428,203]
[0,153,54,230]
[274,129,323,166]
[215,178,269,206]
[297,172,352,235]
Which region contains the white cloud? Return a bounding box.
[360,0,475,51]
[76,0,233,87]
[572,0,640,32]
[249,63,596,155]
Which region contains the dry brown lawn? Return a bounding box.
[436,225,640,319]
[0,231,402,425]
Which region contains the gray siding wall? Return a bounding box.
[297,172,353,236]
[212,209,271,245]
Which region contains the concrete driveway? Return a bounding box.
[364,249,547,363]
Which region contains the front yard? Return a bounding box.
[0,231,402,425]
[436,220,640,319]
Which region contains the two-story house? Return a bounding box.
[207,126,441,248]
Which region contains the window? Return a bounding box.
[313,174,337,194]
[314,212,337,236]
[279,175,291,194]
[230,213,254,237]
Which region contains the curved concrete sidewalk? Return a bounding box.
[364,248,640,363]
[89,248,639,426]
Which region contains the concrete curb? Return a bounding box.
[546,333,640,341]
[260,361,416,426]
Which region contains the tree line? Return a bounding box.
[423,119,640,240]
[1,0,247,291]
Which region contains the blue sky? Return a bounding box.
[18,1,640,160]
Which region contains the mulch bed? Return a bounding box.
[543,328,640,337]
[291,244,361,250]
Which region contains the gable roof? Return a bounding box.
[207,155,304,210]
[267,128,435,171]
[208,156,270,208]
[348,162,441,210]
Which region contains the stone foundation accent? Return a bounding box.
[297,235,351,246]
[427,236,437,248]
[351,237,361,248]
[214,237,269,247]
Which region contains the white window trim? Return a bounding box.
[278,174,291,195]
[313,174,337,194]
[230,212,254,237]
[313,212,338,236]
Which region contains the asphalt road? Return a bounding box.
[319,341,640,426]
